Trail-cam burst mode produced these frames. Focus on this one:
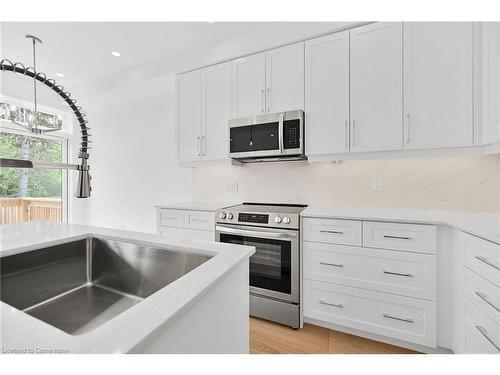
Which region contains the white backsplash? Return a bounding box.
[192,155,500,212]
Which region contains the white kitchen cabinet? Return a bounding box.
[305,31,350,155]
[350,22,403,152]
[157,208,215,241]
[265,42,305,113]
[176,70,202,162]
[201,62,232,161]
[404,23,474,149]
[481,22,500,145]
[231,52,266,118]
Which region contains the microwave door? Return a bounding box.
[230,121,282,159]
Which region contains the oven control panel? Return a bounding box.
[238,213,269,224]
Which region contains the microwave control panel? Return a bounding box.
[283,119,301,149]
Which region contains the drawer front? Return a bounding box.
[461,266,500,324]
[184,210,214,231]
[304,279,437,347]
[459,231,500,288]
[158,209,185,228]
[461,323,490,354]
[363,221,437,254]
[463,298,500,353]
[304,242,436,300]
[302,218,362,246]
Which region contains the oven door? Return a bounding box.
[215,224,299,303]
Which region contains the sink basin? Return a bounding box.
[0,237,212,335]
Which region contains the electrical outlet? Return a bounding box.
[371,176,383,192]
[225,180,238,192]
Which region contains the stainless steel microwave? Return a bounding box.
[228,110,305,163]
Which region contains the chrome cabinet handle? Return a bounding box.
[352,119,356,147]
[319,300,344,309]
[475,256,500,271]
[475,291,500,313]
[196,136,201,156]
[476,325,500,351]
[267,87,271,113]
[406,113,411,143]
[382,313,414,324]
[383,235,411,240]
[162,216,179,220]
[191,218,208,223]
[320,230,344,235]
[261,88,265,113]
[320,261,344,268]
[201,136,206,156]
[383,270,414,277]
[345,120,349,148]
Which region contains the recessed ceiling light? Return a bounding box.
[55,72,64,77]
[111,51,122,57]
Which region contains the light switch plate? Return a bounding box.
[225,180,238,192]
[371,176,383,192]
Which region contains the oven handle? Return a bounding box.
[215,225,298,240]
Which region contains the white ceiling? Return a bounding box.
[1,22,263,88]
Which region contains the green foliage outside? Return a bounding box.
[0,132,62,198]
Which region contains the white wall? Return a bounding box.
[70,74,192,232]
[192,155,500,212]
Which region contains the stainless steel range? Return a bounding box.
[215,202,307,329]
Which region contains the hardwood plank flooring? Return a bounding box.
[249,317,419,354]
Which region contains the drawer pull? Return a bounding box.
[475,256,500,271]
[475,291,500,313]
[319,261,344,268]
[383,270,414,277]
[476,325,500,351]
[383,235,411,240]
[319,230,344,235]
[382,313,414,323]
[191,218,208,223]
[162,216,179,220]
[319,300,344,309]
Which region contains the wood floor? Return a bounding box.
[249,317,419,354]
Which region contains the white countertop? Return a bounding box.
[0,221,254,353]
[155,201,236,212]
[302,206,500,244]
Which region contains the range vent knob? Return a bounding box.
[227,213,233,220]
[274,216,282,224]
[283,217,291,224]
[219,212,226,219]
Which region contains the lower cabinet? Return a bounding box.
[302,216,438,349]
[157,208,215,241]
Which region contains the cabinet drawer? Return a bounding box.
[159,226,215,241]
[158,209,185,228]
[363,221,437,254]
[184,210,214,231]
[459,231,500,288]
[463,298,500,353]
[304,242,436,300]
[460,323,490,354]
[302,218,362,246]
[461,266,500,324]
[304,280,436,347]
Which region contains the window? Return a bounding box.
[0,129,68,224]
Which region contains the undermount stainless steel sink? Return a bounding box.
[0,237,212,335]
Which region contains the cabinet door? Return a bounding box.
[305,31,350,155]
[265,42,305,113]
[202,62,232,161]
[231,52,266,118]
[177,71,202,162]
[404,22,473,149]
[482,22,500,145]
[350,22,403,152]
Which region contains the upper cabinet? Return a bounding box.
[481,22,500,145]
[231,52,266,118]
[350,22,403,152]
[404,23,473,149]
[202,62,232,161]
[176,70,202,163]
[265,42,305,113]
[232,43,305,118]
[305,31,350,155]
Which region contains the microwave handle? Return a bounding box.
[279,112,284,153]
